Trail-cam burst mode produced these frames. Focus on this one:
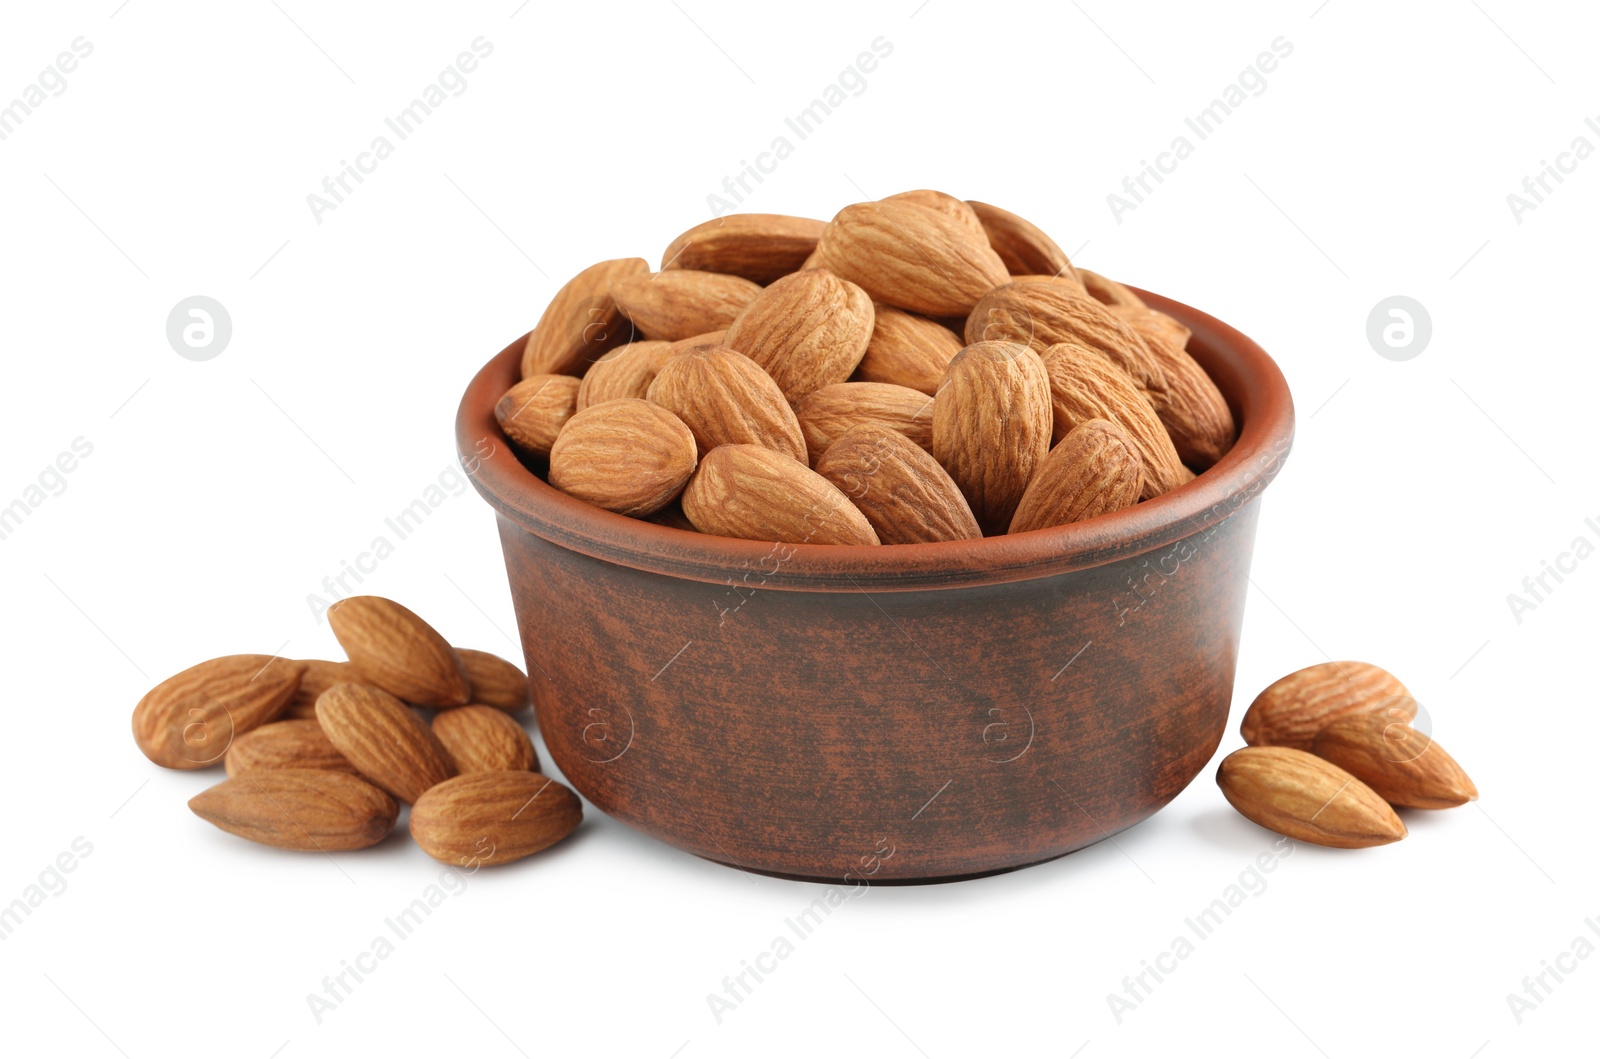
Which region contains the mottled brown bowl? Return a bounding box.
[457,289,1294,883]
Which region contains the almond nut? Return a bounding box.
[547,398,698,516]
[520,257,648,377]
[1217,746,1406,849]
[224,719,358,776]
[576,340,676,410]
[1312,717,1477,809]
[883,189,987,239]
[1038,342,1188,499]
[816,199,1009,317]
[816,424,981,544]
[1111,306,1236,469]
[328,595,471,708]
[966,200,1075,279]
[132,655,305,769]
[189,768,399,851]
[661,213,826,284]
[433,706,538,774]
[682,443,879,545]
[496,374,582,459]
[1077,268,1146,309]
[645,344,806,462]
[1008,418,1144,534]
[721,269,874,402]
[457,648,530,713]
[611,270,763,341]
[931,341,1052,535]
[1240,661,1418,751]
[967,279,1166,394]
[410,771,583,867]
[794,381,934,464]
[315,682,458,803]
[853,304,965,396]
[283,659,357,720]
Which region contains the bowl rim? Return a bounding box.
[456,286,1295,592]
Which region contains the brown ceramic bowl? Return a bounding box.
[457,288,1294,883]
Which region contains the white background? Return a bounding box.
[1,1,1595,1055]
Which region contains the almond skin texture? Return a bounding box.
[410,772,583,867]
[283,659,357,720]
[433,706,538,774]
[966,200,1076,279]
[1039,343,1188,500]
[932,341,1052,536]
[646,344,806,462]
[660,213,826,284]
[224,719,358,777]
[496,374,582,459]
[967,279,1166,394]
[457,649,530,713]
[816,425,981,544]
[316,683,458,803]
[1312,718,1477,809]
[816,199,1009,317]
[1240,661,1418,751]
[666,329,728,358]
[853,304,965,395]
[520,258,647,377]
[721,269,874,402]
[794,382,935,464]
[1077,268,1146,309]
[576,340,676,410]
[547,398,698,516]
[132,655,305,769]
[611,270,762,341]
[883,189,987,239]
[1112,305,1237,469]
[1217,747,1406,849]
[682,444,879,546]
[328,596,471,708]
[189,768,399,851]
[1008,419,1144,534]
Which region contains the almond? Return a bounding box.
[433,706,537,773]
[315,682,458,803]
[682,443,879,545]
[224,719,358,776]
[1077,268,1146,309]
[815,424,981,544]
[575,340,676,410]
[520,257,647,377]
[1240,661,1418,751]
[645,344,806,462]
[852,304,965,396]
[816,199,1009,317]
[967,279,1166,394]
[884,189,987,239]
[966,200,1076,279]
[931,341,1052,535]
[328,596,471,708]
[1038,342,1188,499]
[457,648,530,713]
[660,213,826,284]
[1217,746,1406,848]
[547,398,698,516]
[284,659,356,720]
[496,374,582,459]
[721,269,874,402]
[666,329,728,357]
[611,270,762,341]
[132,655,305,769]
[1008,418,1143,534]
[410,771,582,867]
[1111,305,1236,469]
[1312,717,1477,809]
[794,382,934,464]
[189,768,399,851]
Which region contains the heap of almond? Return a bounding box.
[130,596,579,867]
[1217,661,1478,848]
[496,191,1236,544]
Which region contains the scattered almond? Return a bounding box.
[433,706,538,774]
[1240,661,1417,751]
[132,655,305,770]
[189,768,399,851]
[282,659,357,721]
[410,771,583,867]
[315,682,458,803]
[457,648,530,713]
[224,719,357,776]
[1217,746,1406,849]
[1312,717,1477,809]
[328,596,471,708]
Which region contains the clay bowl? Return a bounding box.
[457,288,1294,883]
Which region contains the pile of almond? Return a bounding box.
[1217,662,1477,848]
[497,191,1236,544]
[130,595,579,867]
